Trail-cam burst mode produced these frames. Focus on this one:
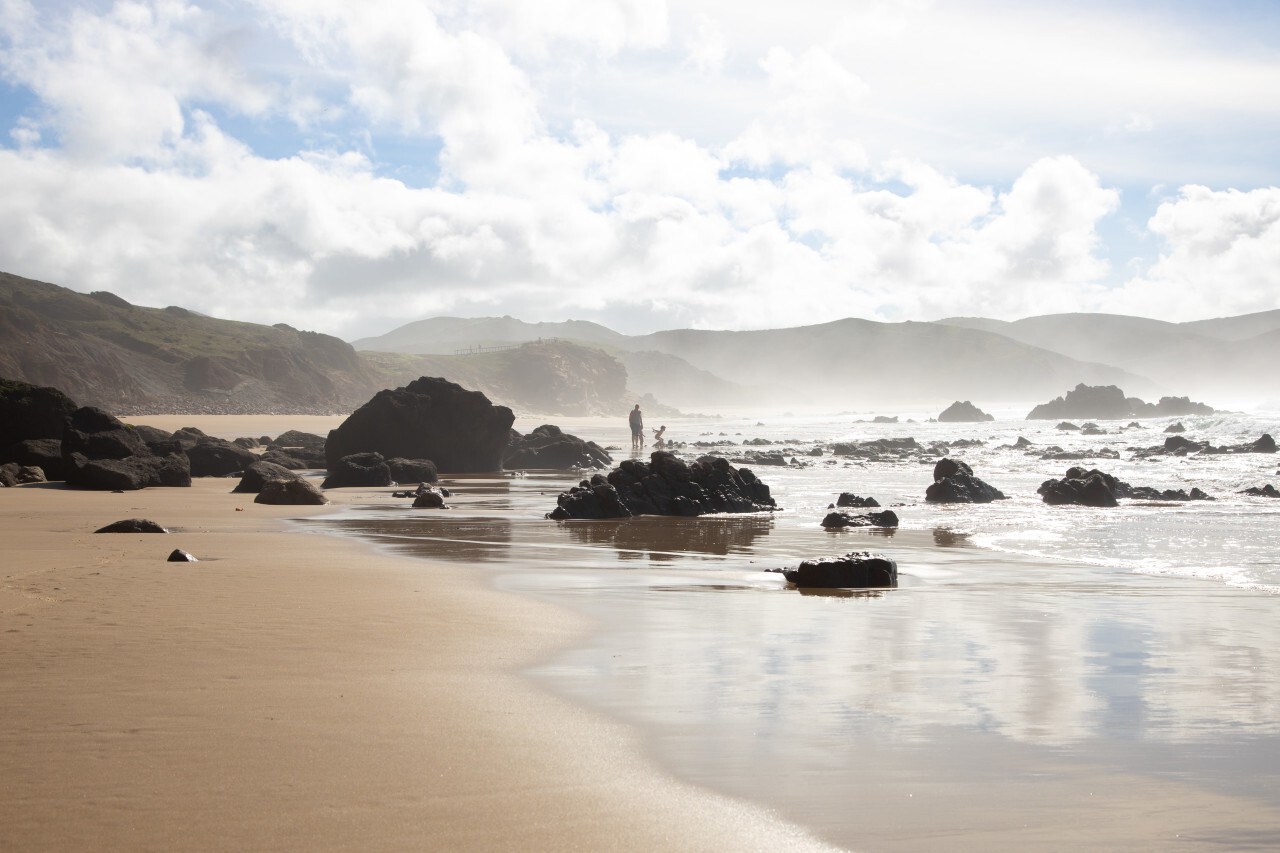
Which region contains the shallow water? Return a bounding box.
[308,410,1280,850]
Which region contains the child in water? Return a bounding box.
[652,425,666,447]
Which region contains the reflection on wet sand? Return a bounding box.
[315,515,514,565]
[560,515,776,563]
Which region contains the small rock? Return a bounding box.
[167,549,197,562]
[95,518,168,533]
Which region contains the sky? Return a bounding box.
[1,0,1279,341]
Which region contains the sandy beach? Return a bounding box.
[1,416,837,852]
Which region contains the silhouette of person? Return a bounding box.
[629,404,644,449]
[652,425,666,448]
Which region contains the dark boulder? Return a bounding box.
[255,478,328,505]
[1038,468,1119,507]
[1163,434,1206,455]
[273,430,326,452]
[62,407,191,490]
[95,518,168,533]
[1,462,46,486]
[820,509,899,529]
[387,457,438,484]
[167,549,197,562]
[412,486,449,508]
[186,437,258,478]
[233,436,260,449]
[322,452,393,488]
[504,424,612,470]
[233,460,301,494]
[1056,422,1080,431]
[835,492,880,508]
[3,437,65,480]
[772,551,898,589]
[326,377,514,474]
[549,451,777,519]
[937,400,994,422]
[1164,422,1186,434]
[0,379,78,446]
[1250,434,1277,453]
[258,449,310,470]
[926,458,1005,504]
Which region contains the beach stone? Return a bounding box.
[835,492,880,508]
[326,376,515,474]
[1038,469,1118,507]
[937,400,994,422]
[233,460,301,493]
[820,509,898,529]
[926,457,1006,504]
[255,478,327,505]
[387,457,439,484]
[411,487,449,508]
[1,461,46,486]
[186,437,258,478]
[775,551,898,589]
[96,518,168,533]
[167,549,197,562]
[322,451,392,488]
[505,424,612,470]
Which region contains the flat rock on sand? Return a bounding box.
[0,476,837,852]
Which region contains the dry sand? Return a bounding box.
[1,416,838,852]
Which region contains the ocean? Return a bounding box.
[309,408,1280,850]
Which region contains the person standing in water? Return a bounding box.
[629,404,644,450]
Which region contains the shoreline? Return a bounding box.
[1,475,839,851]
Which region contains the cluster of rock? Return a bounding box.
[503,424,612,470]
[937,400,994,422]
[320,451,438,488]
[547,451,776,519]
[925,458,1007,504]
[769,552,898,588]
[1027,384,1213,421]
[1037,467,1214,507]
[821,509,898,529]
[832,437,947,461]
[1136,433,1276,457]
[1242,484,1280,498]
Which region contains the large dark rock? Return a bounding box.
[412,486,449,508]
[3,437,65,480]
[504,424,612,470]
[62,407,191,490]
[387,457,439,484]
[937,400,994,422]
[186,437,258,478]
[255,478,327,505]
[773,551,898,589]
[1241,484,1280,498]
[820,509,899,529]
[326,377,514,474]
[925,458,1006,504]
[1029,384,1213,421]
[322,452,393,488]
[1038,469,1119,507]
[0,379,78,446]
[95,518,168,533]
[548,451,777,519]
[233,460,302,493]
[835,492,880,508]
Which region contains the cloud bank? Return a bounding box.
[1,0,1278,339]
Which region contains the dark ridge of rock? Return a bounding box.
[186,437,258,478]
[872,415,898,424]
[728,451,791,467]
[1241,484,1280,498]
[170,426,209,449]
[273,430,326,452]
[233,436,259,449]
[326,377,514,474]
[1028,384,1213,421]
[937,400,994,422]
[820,509,899,529]
[1164,422,1186,433]
[1137,432,1275,458]
[835,493,880,508]
[322,452,392,488]
[925,457,1006,504]
[831,437,923,459]
[258,449,309,470]
[95,518,168,533]
[1056,422,1080,431]
[548,451,777,520]
[3,437,65,480]
[1081,424,1106,435]
[772,551,898,589]
[1123,486,1215,502]
[1251,434,1277,453]
[387,458,439,484]
[130,424,176,450]
[62,407,191,490]
[255,477,327,505]
[232,460,301,493]
[1039,448,1121,461]
[167,549,197,562]
[0,378,78,446]
[504,424,612,470]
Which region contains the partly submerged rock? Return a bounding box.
[820,509,899,529]
[835,492,880,508]
[925,458,1006,504]
[773,551,898,589]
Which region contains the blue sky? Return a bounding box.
[1,0,1278,340]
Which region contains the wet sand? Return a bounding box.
[0,418,838,852]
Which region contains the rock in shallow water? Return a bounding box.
[771,551,898,589]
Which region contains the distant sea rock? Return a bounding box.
[326,376,514,474]
[937,400,994,422]
[925,458,1006,504]
[1038,466,1215,507]
[1027,384,1214,421]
